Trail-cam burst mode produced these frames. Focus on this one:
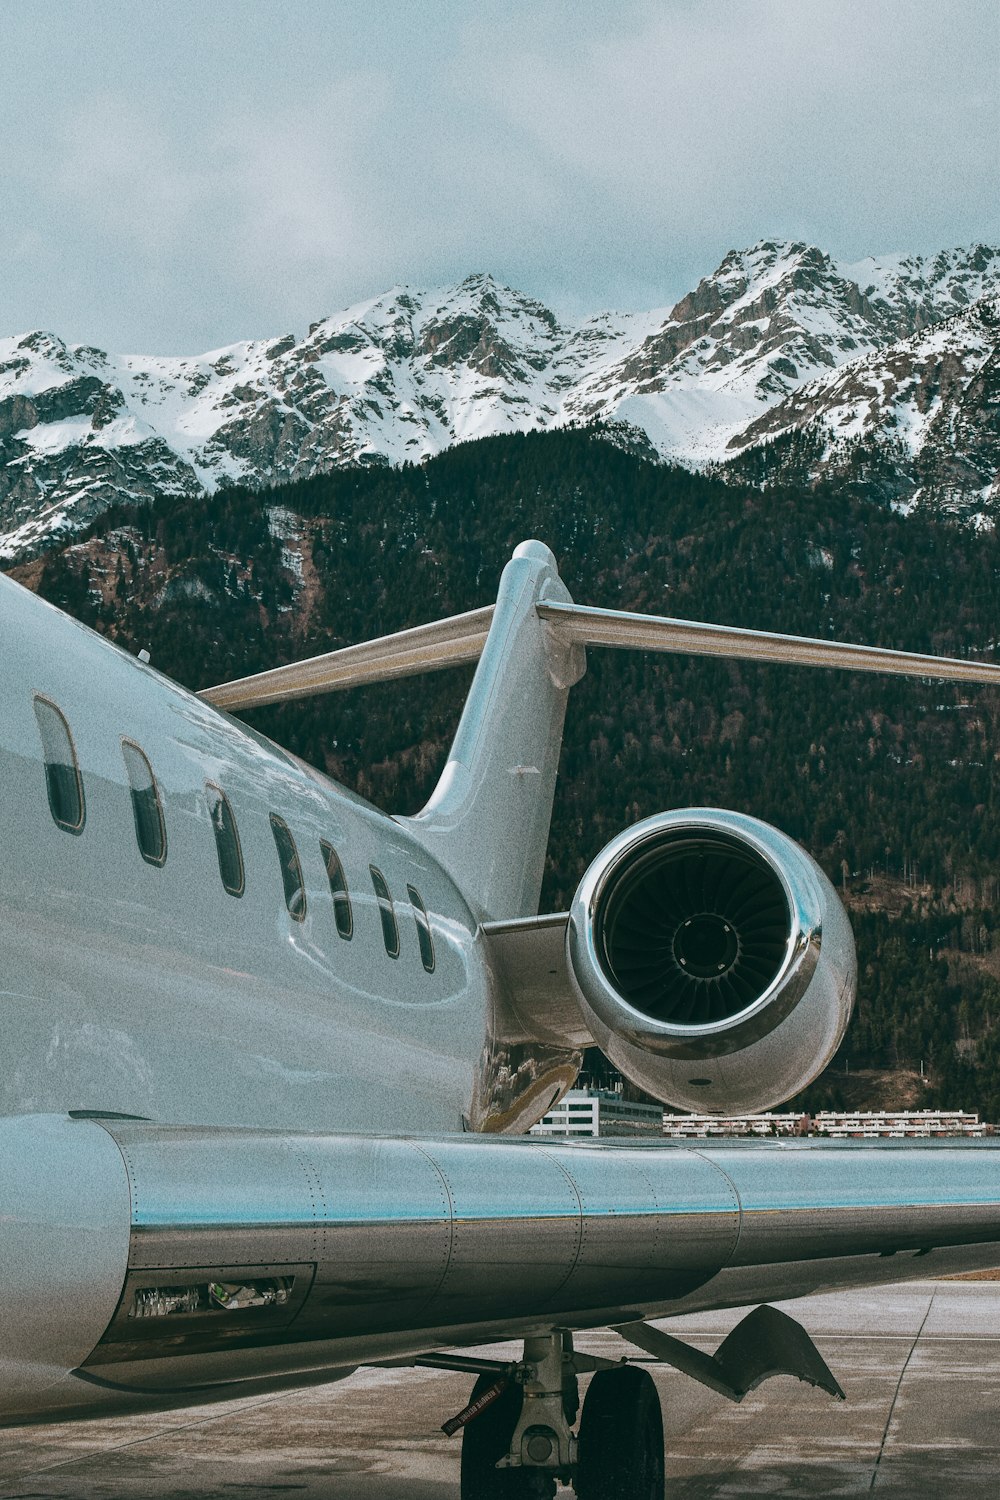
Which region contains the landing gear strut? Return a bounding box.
[460,1373,552,1498]
[441,1303,841,1496]
[454,1330,664,1500]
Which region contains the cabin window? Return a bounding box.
[369,866,399,959]
[205,783,244,897]
[407,884,435,973]
[33,696,85,834]
[270,814,306,921]
[122,740,167,866]
[321,840,353,940]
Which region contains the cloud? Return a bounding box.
[470,0,999,256]
[52,95,210,252]
[0,0,996,350]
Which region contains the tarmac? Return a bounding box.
[3,1280,1000,1498]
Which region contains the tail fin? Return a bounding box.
[400,541,584,922]
[202,536,1000,921]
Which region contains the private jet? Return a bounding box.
[5,538,1000,1499]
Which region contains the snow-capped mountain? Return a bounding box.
[723,296,1000,520]
[2,241,998,558]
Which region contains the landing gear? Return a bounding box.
[455,1333,663,1500]
[576,1365,664,1500]
[447,1303,840,1495]
[460,1373,552,1498]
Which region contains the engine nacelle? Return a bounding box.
[567,809,856,1114]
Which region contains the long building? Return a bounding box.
[813,1109,988,1138]
[662,1110,989,1139]
[534,1095,992,1140]
[662,1112,810,1139]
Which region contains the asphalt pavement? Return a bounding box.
[3,1280,1000,1498]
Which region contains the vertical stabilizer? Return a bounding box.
[401,541,584,922]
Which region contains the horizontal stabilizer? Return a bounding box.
[616,1304,845,1402]
[201,582,1000,710]
[198,605,494,711]
[538,600,1000,686]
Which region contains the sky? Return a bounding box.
[1,0,997,354]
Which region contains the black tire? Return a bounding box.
[460,1375,555,1499]
[575,1366,665,1500]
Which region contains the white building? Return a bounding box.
[661,1109,989,1139]
[662,1112,809,1139]
[530,1087,665,1138]
[813,1109,986,1138]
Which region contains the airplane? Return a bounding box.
[5,535,1000,1500]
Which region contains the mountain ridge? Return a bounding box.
[720,295,1000,520]
[2,240,999,559]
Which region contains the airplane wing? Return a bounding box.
[9,1111,1000,1420]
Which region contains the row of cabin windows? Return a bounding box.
[32,694,435,972]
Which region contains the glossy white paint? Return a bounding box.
[0,575,487,1134]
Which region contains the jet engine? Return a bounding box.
[567,809,856,1114]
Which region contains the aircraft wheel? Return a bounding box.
[575,1365,664,1500]
[460,1374,555,1498]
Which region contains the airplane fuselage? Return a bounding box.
[1,578,487,1134]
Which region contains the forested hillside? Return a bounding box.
[12,425,1000,1116]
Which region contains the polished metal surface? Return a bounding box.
[470,1036,584,1135]
[474,913,589,1132]
[6,1117,1000,1425]
[567,810,855,1112]
[480,913,591,1048]
[198,606,495,711]
[87,1121,739,1368]
[538,598,1000,684]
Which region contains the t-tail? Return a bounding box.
[202,538,1000,1118]
[202,534,1000,933]
[400,540,585,921]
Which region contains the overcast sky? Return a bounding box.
[1,0,997,353]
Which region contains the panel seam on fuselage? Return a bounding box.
[533,1145,585,1300]
[408,1141,457,1315]
[689,1147,743,1264]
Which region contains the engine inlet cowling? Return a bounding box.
[567,809,856,1114]
[598,832,789,1026]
